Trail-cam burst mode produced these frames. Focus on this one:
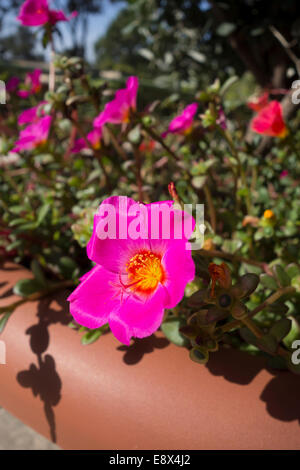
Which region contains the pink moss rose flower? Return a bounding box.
[18,69,42,98]
[6,77,20,93]
[162,103,198,138]
[94,76,138,127]
[72,127,103,153]
[18,101,47,126]
[68,196,195,345]
[251,100,288,138]
[13,115,52,152]
[17,0,78,27]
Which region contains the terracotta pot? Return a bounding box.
[0,263,300,450]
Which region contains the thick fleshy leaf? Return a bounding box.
[270,318,292,342]
[260,274,278,290]
[273,265,291,287]
[161,317,189,346]
[231,273,259,299]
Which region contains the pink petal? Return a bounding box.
[49,10,68,24]
[87,196,151,273]
[126,76,139,109]
[18,90,30,99]
[164,103,198,136]
[161,241,195,308]
[146,200,195,253]
[109,284,167,345]
[68,266,120,329]
[17,0,49,26]
[18,102,46,126]
[72,138,86,153]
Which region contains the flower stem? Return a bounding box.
[141,123,180,162]
[133,145,145,202]
[203,184,217,232]
[219,127,252,213]
[197,248,270,272]
[248,286,296,318]
[49,33,56,93]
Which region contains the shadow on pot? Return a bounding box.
[206,346,300,424]
[0,285,14,300]
[260,372,300,424]
[117,334,169,365]
[16,292,72,443]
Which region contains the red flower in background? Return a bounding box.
[139,140,156,153]
[251,100,288,138]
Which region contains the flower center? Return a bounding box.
[122,108,130,123]
[92,141,101,150]
[126,251,165,294]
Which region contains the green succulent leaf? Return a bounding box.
[81,328,103,345]
[13,279,43,298]
[270,318,292,342]
[233,273,259,298]
[283,317,300,348]
[58,257,79,279]
[286,264,300,280]
[0,312,13,335]
[161,317,189,347]
[30,260,47,287]
[187,289,209,307]
[273,265,291,287]
[260,274,278,290]
[256,334,278,354]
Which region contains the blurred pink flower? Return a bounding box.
[94,76,138,127]
[280,170,289,179]
[216,107,227,130]
[13,115,52,152]
[72,127,103,153]
[6,77,20,93]
[251,100,288,138]
[18,69,42,98]
[68,196,195,345]
[17,0,78,27]
[162,103,198,138]
[18,101,47,126]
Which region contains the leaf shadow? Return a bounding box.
[16,291,72,443]
[206,347,300,425]
[117,334,170,365]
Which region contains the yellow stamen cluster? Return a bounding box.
[126,251,164,294]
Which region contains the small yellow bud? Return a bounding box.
[263,209,275,220]
[203,238,214,251]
